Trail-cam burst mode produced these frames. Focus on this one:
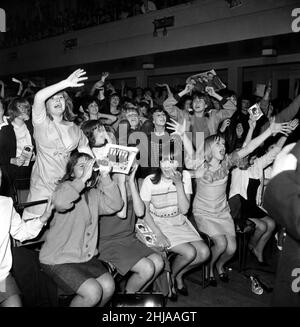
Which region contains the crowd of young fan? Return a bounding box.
[0,68,299,307]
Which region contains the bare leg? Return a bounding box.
[252,217,276,262]
[140,253,165,292]
[209,235,227,278]
[70,278,102,307]
[169,243,197,291]
[125,257,155,293]
[175,241,210,288]
[215,235,237,274]
[96,272,115,307]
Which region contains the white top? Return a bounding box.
[0,116,9,131]
[11,122,32,157]
[140,170,192,217]
[0,196,44,282]
[229,146,281,205]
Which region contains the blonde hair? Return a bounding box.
[204,134,225,163]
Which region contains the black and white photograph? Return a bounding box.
[0,0,300,317]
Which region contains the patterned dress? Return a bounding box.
[140,171,202,249]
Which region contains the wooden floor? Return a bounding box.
[166,244,278,307]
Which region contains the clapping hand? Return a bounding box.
[65,69,88,88]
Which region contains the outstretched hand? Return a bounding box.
[65,69,88,88]
[269,117,293,136]
[166,118,187,137]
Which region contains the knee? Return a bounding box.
[226,240,237,256]
[80,281,102,307]
[256,221,267,234]
[197,243,210,263]
[100,274,115,298]
[214,238,227,254]
[265,218,276,232]
[139,258,155,280]
[150,254,165,273]
[183,246,197,262]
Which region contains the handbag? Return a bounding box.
[135,218,164,250]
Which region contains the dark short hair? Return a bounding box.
[81,119,104,148]
[80,96,101,113]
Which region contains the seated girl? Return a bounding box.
[0,167,53,307]
[167,117,292,286]
[140,154,210,299]
[39,152,123,307]
[81,119,164,292]
[229,119,299,264]
[98,163,165,293]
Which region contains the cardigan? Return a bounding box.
[39,176,123,266]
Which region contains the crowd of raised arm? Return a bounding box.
[0,67,299,307]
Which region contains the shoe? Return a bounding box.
[218,273,229,283]
[168,279,178,302]
[208,276,218,287]
[253,275,273,293]
[168,291,178,302]
[250,276,263,295]
[176,282,188,296]
[249,248,268,266]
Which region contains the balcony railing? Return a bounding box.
[0,0,192,49]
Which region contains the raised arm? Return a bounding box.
[0,80,4,98]
[128,163,145,217]
[90,72,109,97]
[167,118,204,170]
[259,80,272,116]
[206,86,237,119]
[242,117,256,148]
[140,177,171,248]
[32,69,87,123]
[98,174,124,216]
[170,171,191,215]
[236,119,292,159]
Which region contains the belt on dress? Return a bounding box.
[150,209,178,218]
